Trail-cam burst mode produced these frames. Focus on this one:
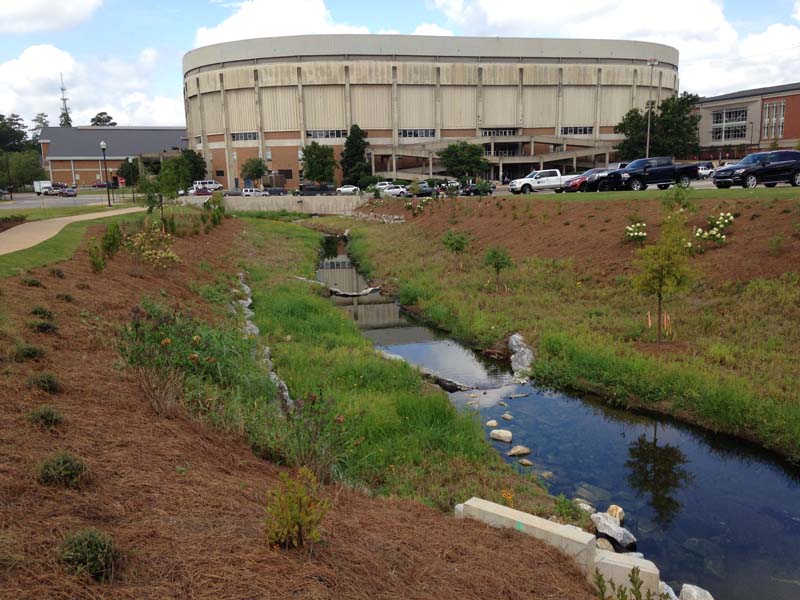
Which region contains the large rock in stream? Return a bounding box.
[489,429,513,443]
[590,512,637,548]
[508,333,534,380]
[679,584,715,600]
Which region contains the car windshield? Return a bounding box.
[524,171,538,178]
[738,153,769,165]
[625,159,649,170]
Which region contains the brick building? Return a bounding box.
[38,126,187,186]
[694,82,800,161]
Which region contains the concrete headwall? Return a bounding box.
[186,194,364,215]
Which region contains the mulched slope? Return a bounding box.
[0,219,595,599]
[364,196,800,282]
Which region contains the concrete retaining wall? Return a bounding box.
[222,194,364,215]
[456,497,660,595]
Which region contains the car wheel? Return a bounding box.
[555,188,563,194]
[597,180,610,192]
[521,184,532,194]
[764,183,777,188]
[677,176,691,188]
[657,184,670,190]
[579,182,587,193]
[791,171,800,187]
[629,178,644,191]
[743,174,758,189]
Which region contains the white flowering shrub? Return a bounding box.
[624,222,647,244]
[693,212,734,249]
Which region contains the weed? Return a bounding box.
[30,306,54,320]
[133,366,184,417]
[28,372,63,394]
[87,238,105,273]
[37,451,89,489]
[398,281,426,305]
[75,282,90,290]
[563,220,571,226]
[101,222,122,258]
[14,344,44,361]
[554,494,583,521]
[594,566,667,600]
[28,405,63,429]
[28,320,58,334]
[767,235,786,257]
[21,278,44,288]
[58,528,117,582]
[55,293,74,303]
[264,467,330,549]
[49,268,66,279]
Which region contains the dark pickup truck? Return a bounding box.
[604,157,699,191]
[712,150,800,189]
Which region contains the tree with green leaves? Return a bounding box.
[615,92,700,160]
[181,149,207,182]
[633,211,692,342]
[240,157,267,184]
[302,141,337,185]
[484,246,513,292]
[340,124,370,186]
[59,107,72,127]
[30,113,49,143]
[0,150,46,189]
[0,114,29,152]
[157,156,191,200]
[90,112,117,127]
[438,142,489,181]
[442,229,470,270]
[117,159,140,187]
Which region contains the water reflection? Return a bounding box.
[625,423,695,527]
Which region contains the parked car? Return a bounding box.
[509,169,569,194]
[43,185,64,196]
[697,161,715,179]
[0,188,10,199]
[712,151,800,189]
[375,181,394,191]
[298,183,335,195]
[264,187,286,196]
[241,188,263,197]
[563,168,609,193]
[604,157,699,191]
[91,181,108,188]
[59,187,77,197]
[194,188,212,196]
[193,180,223,191]
[460,181,496,196]
[414,182,435,197]
[383,185,408,197]
[336,185,360,195]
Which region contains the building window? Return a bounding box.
[277,169,293,180]
[398,128,435,138]
[215,170,224,177]
[710,107,748,141]
[481,128,518,137]
[306,130,347,139]
[231,132,258,141]
[561,126,594,135]
[763,101,785,139]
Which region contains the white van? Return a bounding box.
[193,180,223,191]
[241,188,263,197]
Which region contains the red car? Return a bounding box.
[194,188,212,196]
[91,181,108,188]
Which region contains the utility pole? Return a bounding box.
[645,59,659,158]
[59,73,72,127]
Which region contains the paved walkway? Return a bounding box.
[0,207,146,256]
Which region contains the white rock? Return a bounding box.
[243,322,260,336]
[577,502,594,514]
[507,445,531,457]
[485,419,498,427]
[465,401,478,407]
[501,413,513,421]
[509,332,534,376]
[607,504,625,523]
[660,582,679,600]
[518,458,533,467]
[590,512,637,548]
[596,538,615,552]
[679,584,715,600]
[498,401,508,407]
[489,429,512,443]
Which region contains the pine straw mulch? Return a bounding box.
[0,218,596,599]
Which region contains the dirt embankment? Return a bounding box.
[363,195,800,282]
[0,220,595,599]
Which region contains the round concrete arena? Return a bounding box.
[183,34,678,190]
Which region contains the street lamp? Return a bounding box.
[128,157,136,203]
[100,140,111,207]
[645,59,659,158]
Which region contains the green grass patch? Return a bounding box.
[37,451,89,489]
[58,528,117,582]
[28,372,62,394]
[14,343,44,361]
[4,203,135,222]
[28,405,63,429]
[231,209,311,222]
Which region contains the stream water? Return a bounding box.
[318,245,800,600]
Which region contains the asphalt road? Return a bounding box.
[0,193,118,210]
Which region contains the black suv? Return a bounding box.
[713,151,800,189]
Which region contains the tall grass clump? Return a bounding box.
[101,222,122,258]
[37,451,89,489]
[87,238,105,273]
[59,528,117,582]
[28,405,63,429]
[28,372,62,394]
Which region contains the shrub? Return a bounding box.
[101,222,122,258]
[49,268,66,279]
[58,528,117,582]
[442,229,470,270]
[264,467,330,549]
[29,320,58,334]
[28,405,63,429]
[623,222,647,244]
[398,281,426,306]
[75,282,90,290]
[768,235,786,257]
[37,451,89,489]
[56,293,74,303]
[21,278,44,288]
[593,566,665,600]
[124,224,180,270]
[133,366,184,417]
[30,306,54,320]
[14,344,44,361]
[484,246,513,292]
[28,372,63,394]
[87,238,105,273]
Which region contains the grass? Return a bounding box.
[0,203,135,222]
[325,215,800,462]
[28,405,63,429]
[14,344,44,361]
[238,218,555,514]
[37,451,89,489]
[0,213,144,279]
[28,372,63,394]
[510,185,800,203]
[58,528,117,582]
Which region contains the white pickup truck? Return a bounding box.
[509,169,568,194]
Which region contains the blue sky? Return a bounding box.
[2,0,799,127]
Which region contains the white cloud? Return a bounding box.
[0,44,183,127]
[794,1,800,21]
[427,0,800,96]
[412,23,454,36]
[195,0,368,47]
[0,0,102,33]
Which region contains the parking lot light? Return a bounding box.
[645,59,659,158]
[100,140,111,207]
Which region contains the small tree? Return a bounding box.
[59,107,72,127]
[182,149,207,182]
[340,124,370,186]
[241,157,267,184]
[302,141,337,185]
[442,230,470,270]
[157,157,190,200]
[408,179,421,197]
[484,246,513,292]
[633,212,692,342]
[439,142,489,181]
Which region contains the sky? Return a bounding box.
[1,0,799,129]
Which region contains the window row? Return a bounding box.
[231,132,258,141]
[763,101,785,140]
[399,129,435,138]
[561,126,594,135]
[711,124,747,141]
[481,128,518,137]
[711,108,747,126]
[306,130,347,139]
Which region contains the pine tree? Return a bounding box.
[340,124,370,186]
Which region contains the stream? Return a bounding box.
[317,244,800,600]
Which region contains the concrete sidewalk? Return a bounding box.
[0,207,145,256]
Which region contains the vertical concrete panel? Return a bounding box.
[482,86,517,126]
[601,86,631,126]
[523,87,557,128]
[398,85,435,127]
[187,96,201,138]
[262,87,300,131]
[562,86,597,126]
[201,92,224,134]
[441,86,477,128]
[351,85,392,129]
[226,88,258,131]
[304,85,346,129]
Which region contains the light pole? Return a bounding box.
[645,59,659,158]
[128,157,136,203]
[100,140,111,207]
